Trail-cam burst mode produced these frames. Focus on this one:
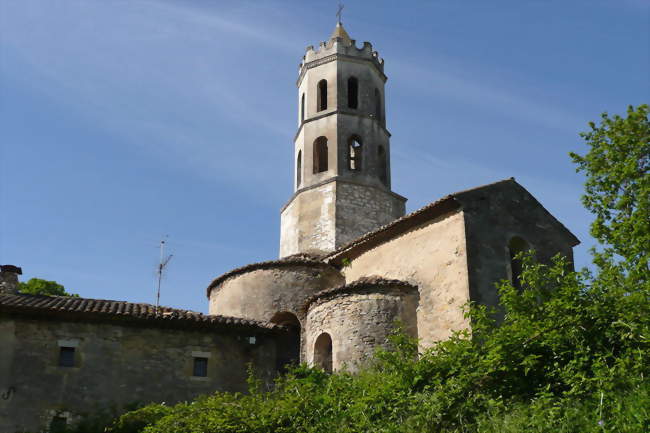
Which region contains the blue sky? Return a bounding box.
[1,0,648,313]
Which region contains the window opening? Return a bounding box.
[377,146,388,186]
[193,357,208,377]
[59,347,75,367]
[508,237,530,290]
[347,77,358,109]
[348,136,362,171]
[50,416,68,433]
[317,80,328,111]
[296,150,302,187]
[300,93,305,123]
[314,333,333,373]
[313,137,328,173]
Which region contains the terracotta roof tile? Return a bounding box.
[0,293,282,332]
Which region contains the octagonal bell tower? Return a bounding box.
[280,21,406,258]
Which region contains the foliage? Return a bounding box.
[17,278,78,297]
[570,104,649,285]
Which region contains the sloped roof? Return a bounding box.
[303,276,417,312]
[326,178,579,265]
[206,253,336,297]
[0,293,281,332]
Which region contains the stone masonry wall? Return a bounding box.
[0,316,277,433]
[305,288,418,372]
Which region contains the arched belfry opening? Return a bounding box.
[508,237,530,290]
[300,93,305,123]
[347,77,358,109]
[313,332,333,373]
[317,80,328,111]
[313,136,328,173]
[271,312,301,372]
[296,150,302,187]
[348,136,362,171]
[378,146,388,186]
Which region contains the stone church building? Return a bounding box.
[0,22,578,432]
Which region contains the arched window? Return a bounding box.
[508,237,530,290]
[374,88,382,123]
[296,150,302,187]
[378,146,387,185]
[313,332,332,373]
[348,136,362,171]
[347,77,358,109]
[300,93,305,123]
[317,80,327,111]
[271,312,301,372]
[313,137,328,173]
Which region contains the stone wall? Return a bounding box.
[305,283,418,372]
[0,315,277,433]
[340,209,471,347]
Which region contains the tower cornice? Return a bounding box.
[297,53,387,88]
[293,109,391,143]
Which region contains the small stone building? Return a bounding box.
[0,21,579,432]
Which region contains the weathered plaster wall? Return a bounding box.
[0,316,277,433]
[305,286,418,372]
[341,210,470,347]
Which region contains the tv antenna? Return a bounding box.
[155,236,173,310]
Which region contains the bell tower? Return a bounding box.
[279,21,406,258]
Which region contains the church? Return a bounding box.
[0,21,578,432]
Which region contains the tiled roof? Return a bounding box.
[1,265,22,274]
[206,253,336,297]
[303,276,418,312]
[0,293,282,332]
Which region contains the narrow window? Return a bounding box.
[59,347,75,367]
[508,237,530,290]
[50,416,68,433]
[377,146,388,185]
[374,88,382,123]
[193,357,208,377]
[300,93,305,123]
[296,150,302,187]
[313,137,328,173]
[348,136,362,171]
[317,80,327,111]
[347,77,358,109]
[314,333,333,373]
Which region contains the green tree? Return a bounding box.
[570,104,649,284]
[18,278,79,297]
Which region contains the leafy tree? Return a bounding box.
[18,278,78,297]
[570,104,649,285]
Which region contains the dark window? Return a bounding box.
[193,357,208,377]
[374,88,382,123]
[50,416,68,433]
[348,136,362,171]
[270,312,301,372]
[313,136,328,173]
[59,347,75,367]
[314,333,333,373]
[296,150,302,187]
[508,237,530,290]
[317,80,327,111]
[347,77,358,109]
[377,146,388,186]
[300,93,305,122]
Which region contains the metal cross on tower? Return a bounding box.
[336,1,344,24]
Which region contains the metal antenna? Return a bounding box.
[336,1,344,24]
[155,236,173,311]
